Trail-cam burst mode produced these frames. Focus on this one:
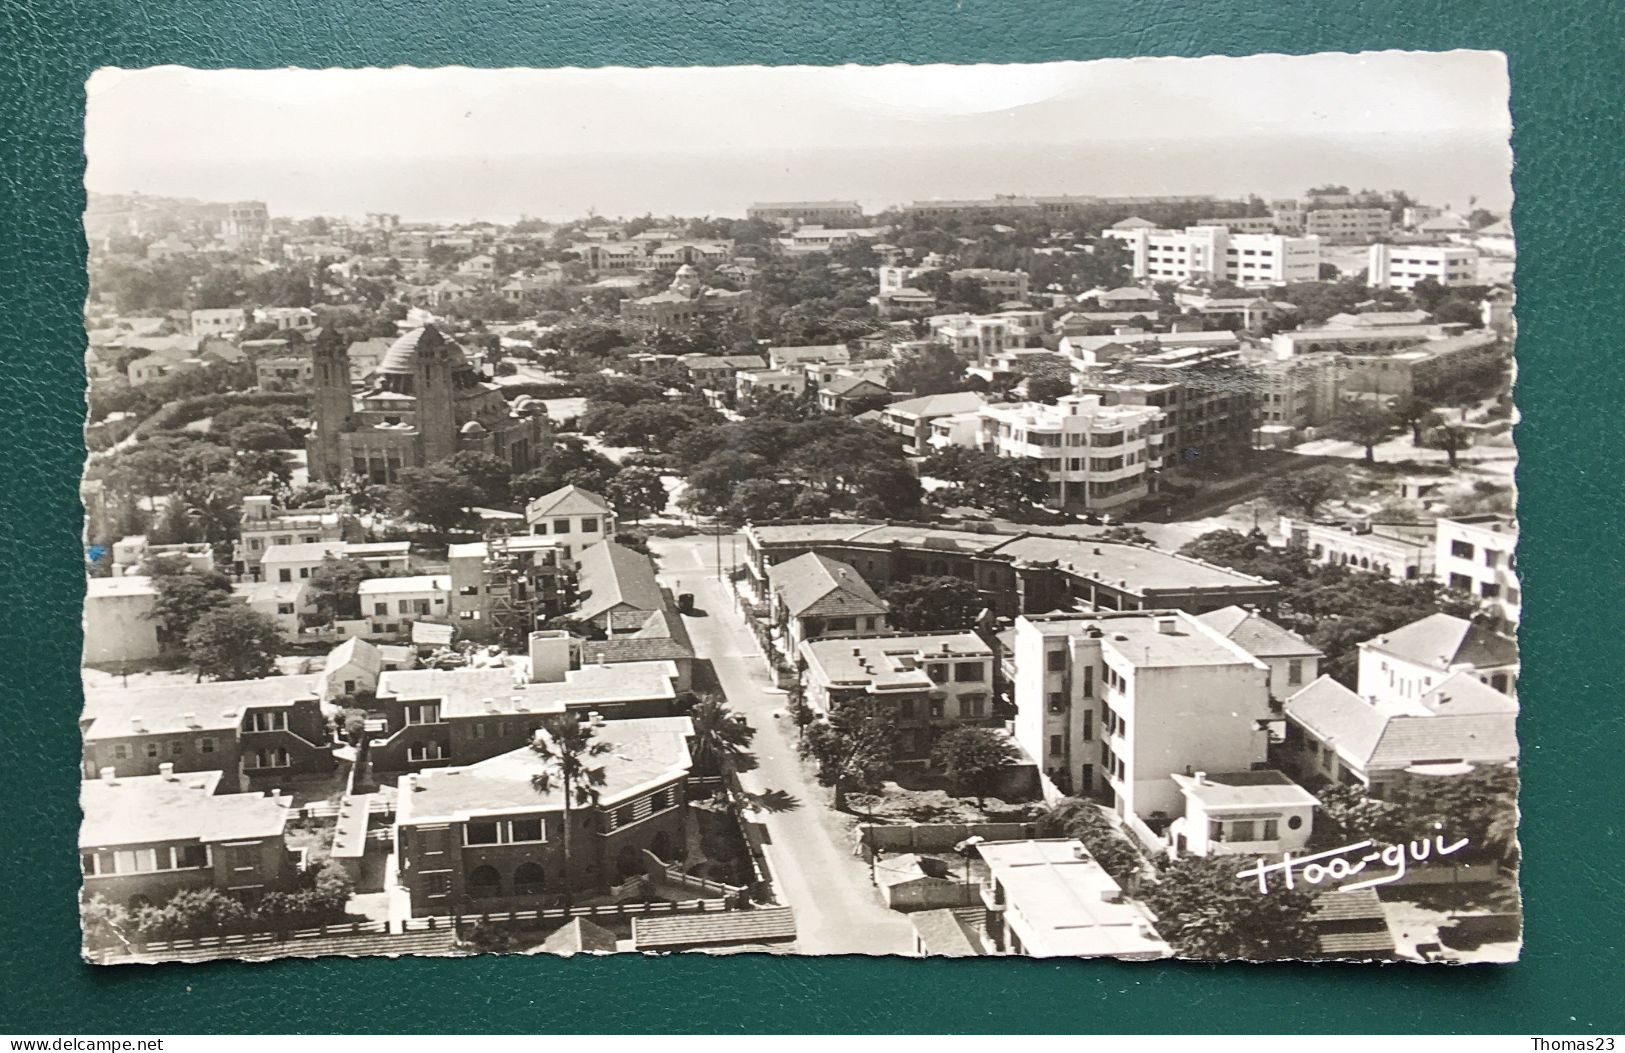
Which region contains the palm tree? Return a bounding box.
[529,715,612,908]
[688,698,756,774]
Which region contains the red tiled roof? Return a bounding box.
[632,907,796,950]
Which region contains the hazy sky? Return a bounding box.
[86,52,1513,223]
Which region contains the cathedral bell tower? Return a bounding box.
[307,326,351,483]
[413,324,459,466]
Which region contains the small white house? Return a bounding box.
[358,575,452,636]
[1168,770,1317,859]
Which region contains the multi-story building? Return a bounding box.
[949,268,1030,303]
[747,200,865,227]
[189,307,249,338]
[680,353,769,391]
[368,637,681,774]
[735,368,806,407]
[358,575,453,636]
[224,201,270,250]
[522,484,615,563]
[306,325,551,484]
[83,576,162,666]
[1266,322,1448,359]
[80,677,335,789]
[774,226,886,255]
[799,631,995,760]
[766,344,849,371]
[1356,612,1518,707]
[976,839,1169,959]
[1075,343,1257,464]
[1100,225,1320,286]
[1434,515,1519,626]
[1367,243,1479,291]
[1195,605,1322,705]
[928,394,1164,515]
[255,354,315,391]
[80,767,295,912]
[1011,610,1273,834]
[1284,671,1517,798]
[393,715,695,915]
[234,579,315,639]
[766,552,890,654]
[881,391,989,455]
[257,539,411,585]
[447,535,571,640]
[1278,517,1436,582]
[1300,207,1392,244]
[742,520,1280,623]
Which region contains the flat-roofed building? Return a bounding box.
[800,631,995,759]
[84,575,161,666]
[369,660,682,773]
[1011,610,1272,833]
[392,715,695,914]
[80,676,334,789]
[1167,770,1317,858]
[976,839,1169,959]
[747,200,864,226]
[1278,516,1436,582]
[80,767,295,912]
[358,575,452,637]
[741,520,1280,623]
[1367,243,1480,290]
[928,394,1164,515]
[1434,515,1519,626]
[1101,225,1320,286]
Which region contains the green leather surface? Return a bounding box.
[3,0,1623,1033]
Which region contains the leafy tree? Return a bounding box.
[513,439,620,501]
[1310,783,1402,848]
[1383,766,1519,862]
[930,726,1017,806]
[721,478,800,526]
[680,450,768,517]
[799,697,897,811]
[687,698,757,774]
[144,559,234,646]
[1263,466,1347,518]
[1389,394,1437,445]
[922,446,1048,517]
[1143,854,1319,960]
[307,555,374,620]
[1024,374,1074,404]
[185,603,283,680]
[530,714,614,906]
[581,400,715,450]
[887,343,967,397]
[882,576,985,631]
[1037,798,1147,885]
[447,450,513,508]
[228,421,291,452]
[1425,410,1473,469]
[604,466,670,523]
[391,464,482,538]
[1332,400,1396,465]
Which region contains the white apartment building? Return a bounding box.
[929,310,1046,367]
[1367,243,1480,291]
[879,265,931,295]
[1302,207,1392,243]
[950,268,1030,303]
[359,575,452,635]
[929,394,1164,514]
[1012,610,1273,840]
[189,307,248,338]
[1435,515,1520,626]
[1356,612,1519,709]
[1101,225,1320,286]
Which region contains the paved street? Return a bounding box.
[651,533,914,956]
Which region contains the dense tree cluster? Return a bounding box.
[1177,529,1481,682]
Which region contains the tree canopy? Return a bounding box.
[881,576,986,632]
[1143,854,1319,960]
[185,604,283,681]
[930,726,1017,806]
[799,697,897,811]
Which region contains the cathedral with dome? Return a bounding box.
[306,324,549,484]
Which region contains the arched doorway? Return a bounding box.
[466,864,502,899]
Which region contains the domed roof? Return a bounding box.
[459,419,487,435]
[377,325,466,375]
[674,263,698,275]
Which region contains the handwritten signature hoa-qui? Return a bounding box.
[1237,834,1469,894]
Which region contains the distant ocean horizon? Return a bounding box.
[86,130,1512,225]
